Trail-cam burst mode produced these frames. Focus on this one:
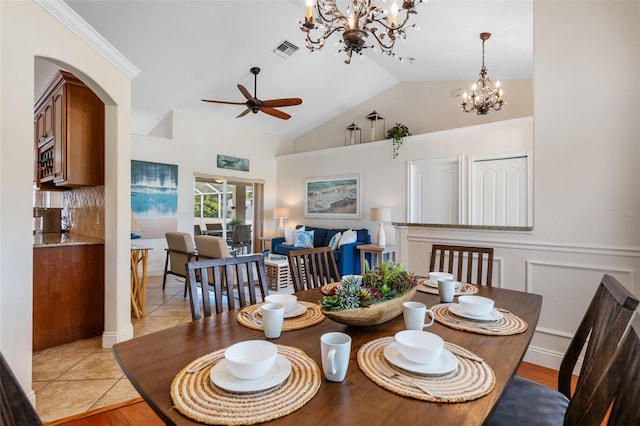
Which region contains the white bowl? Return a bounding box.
[394,330,444,365]
[458,295,495,316]
[224,340,278,380]
[265,294,297,313]
[428,272,454,282]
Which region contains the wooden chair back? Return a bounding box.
[558,274,639,399]
[194,224,203,235]
[429,244,494,286]
[287,247,341,292]
[163,232,197,294]
[186,254,268,320]
[1,352,43,425]
[565,312,640,425]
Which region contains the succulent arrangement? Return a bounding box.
[320,261,417,311]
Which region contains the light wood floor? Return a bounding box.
[50,361,571,425]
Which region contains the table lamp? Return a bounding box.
[274,207,290,236]
[370,207,391,246]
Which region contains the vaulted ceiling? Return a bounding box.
[64,0,533,140]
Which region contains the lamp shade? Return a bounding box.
[370,207,391,222]
[273,207,290,218]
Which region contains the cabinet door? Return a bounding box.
[52,85,65,182]
[43,98,54,140]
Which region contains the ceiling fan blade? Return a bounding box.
[237,84,254,102]
[262,98,303,108]
[261,107,291,120]
[236,108,251,118]
[201,99,246,106]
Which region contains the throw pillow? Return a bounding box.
[338,229,357,246]
[294,230,315,248]
[328,232,341,250]
[284,228,295,245]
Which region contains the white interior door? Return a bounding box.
[408,159,460,224]
[471,156,528,226]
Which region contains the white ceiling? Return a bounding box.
[64,0,533,140]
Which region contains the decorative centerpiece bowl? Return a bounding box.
[319,261,417,327]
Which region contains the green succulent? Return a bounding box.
[319,261,416,311]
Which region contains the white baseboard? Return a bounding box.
[524,345,583,375]
[101,323,134,348]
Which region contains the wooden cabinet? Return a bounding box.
[33,244,105,351]
[34,70,104,189]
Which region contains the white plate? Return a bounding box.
[383,342,458,376]
[257,303,306,319]
[420,279,461,290]
[284,303,307,318]
[210,354,291,393]
[448,304,504,321]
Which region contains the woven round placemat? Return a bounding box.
[417,281,479,296]
[431,303,528,336]
[170,344,321,425]
[237,301,325,331]
[358,337,495,403]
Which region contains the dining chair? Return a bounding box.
[186,254,269,320]
[565,312,640,425]
[487,274,639,426]
[429,244,494,286]
[194,235,232,260]
[163,232,198,296]
[230,224,252,255]
[194,224,203,236]
[287,246,341,292]
[1,352,43,425]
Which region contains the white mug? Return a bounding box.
[402,301,435,330]
[252,303,285,339]
[320,332,351,382]
[438,278,456,303]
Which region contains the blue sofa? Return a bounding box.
[271,225,370,276]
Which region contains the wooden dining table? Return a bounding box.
[113,285,542,425]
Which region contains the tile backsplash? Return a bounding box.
[63,186,105,239]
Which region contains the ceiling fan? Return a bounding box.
[202,67,302,120]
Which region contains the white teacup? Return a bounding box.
[438,278,456,303]
[395,330,444,365]
[320,332,351,382]
[265,294,297,313]
[402,301,435,330]
[254,302,285,339]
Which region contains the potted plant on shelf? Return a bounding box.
[319,261,417,326]
[385,123,411,159]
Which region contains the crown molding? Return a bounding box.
[35,0,140,80]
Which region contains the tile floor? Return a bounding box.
[33,273,292,422]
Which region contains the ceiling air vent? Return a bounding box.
[273,40,299,59]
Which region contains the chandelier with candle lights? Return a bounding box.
[299,0,423,64]
[460,32,505,115]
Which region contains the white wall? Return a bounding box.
[132,110,293,275]
[278,118,532,243]
[0,0,132,402]
[278,1,640,370]
[294,79,533,153]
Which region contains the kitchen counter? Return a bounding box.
[33,232,104,248]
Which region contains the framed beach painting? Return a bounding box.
[305,174,361,219]
[131,160,178,238]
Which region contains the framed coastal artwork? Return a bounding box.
[131,160,178,238]
[304,174,361,219]
[217,154,250,172]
